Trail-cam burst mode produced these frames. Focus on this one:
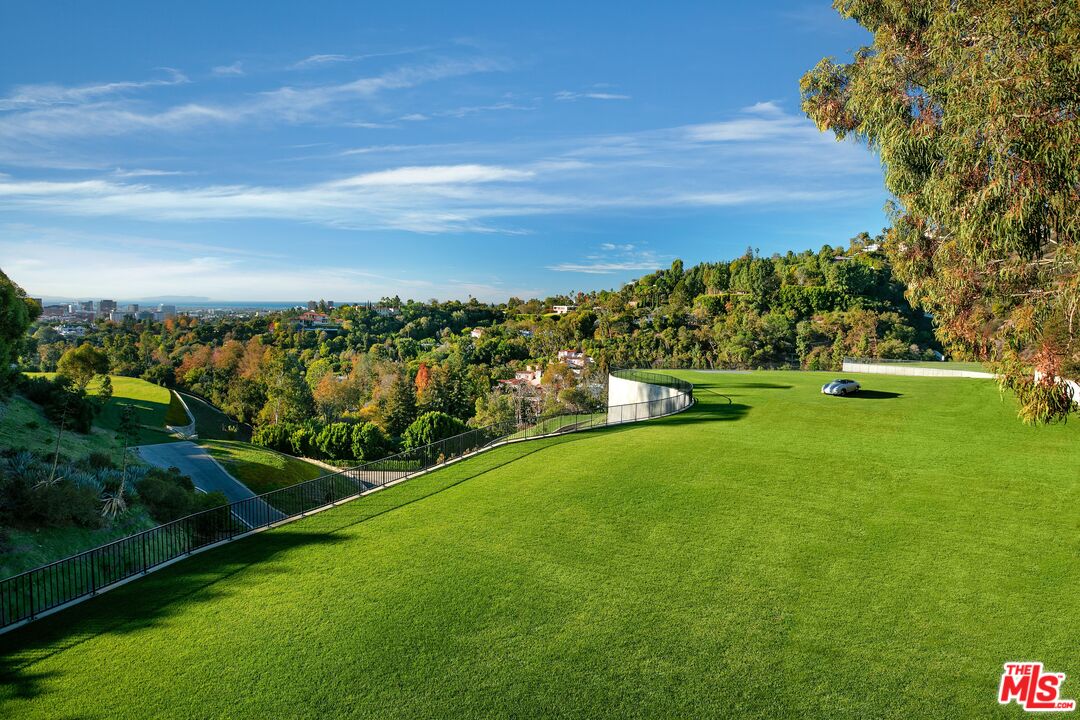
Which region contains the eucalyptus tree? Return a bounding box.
[802,0,1080,422]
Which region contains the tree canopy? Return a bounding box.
[801,0,1080,422]
[56,343,109,391]
[0,269,40,394]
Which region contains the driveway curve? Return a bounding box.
[134,441,285,527]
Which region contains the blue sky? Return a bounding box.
[0,1,885,302]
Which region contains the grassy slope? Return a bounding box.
[164,392,190,427]
[180,392,252,442]
[2,371,1079,719]
[0,376,177,579]
[0,512,157,579]
[0,395,114,460]
[24,373,178,445]
[200,439,326,494]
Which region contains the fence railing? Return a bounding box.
[0,371,693,632]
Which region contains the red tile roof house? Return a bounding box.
[298,311,331,325]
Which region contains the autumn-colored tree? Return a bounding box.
[414,362,431,394]
[802,1,1080,422]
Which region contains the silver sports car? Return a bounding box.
[821,379,861,396]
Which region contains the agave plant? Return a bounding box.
[4,450,38,480]
[68,469,104,494]
[125,465,149,485]
[101,490,127,519]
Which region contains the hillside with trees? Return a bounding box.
[15,235,941,465]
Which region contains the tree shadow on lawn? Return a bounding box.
[653,399,750,425]
[842,390,903,400]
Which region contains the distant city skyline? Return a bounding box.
[1,1,886,301]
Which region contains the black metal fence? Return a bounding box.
[0,371,693,632]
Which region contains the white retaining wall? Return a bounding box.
[608,374,683,405]
[841,361,995,379]
[606,374,691,424]
[1034,371,1080,405]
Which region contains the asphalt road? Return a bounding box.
[135,441,285,527]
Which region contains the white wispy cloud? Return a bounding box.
[0,102,883,234]
[331,164,534,186]
[112,168,194,178]
[0,69,189,111]
[290,47,430,70]
[1,234,541,301]
[0,58,503,141]
[211,61,245,77]
[547,243,665,274]
[555,90,631,102]
[546,260,663,274]
[682,100,810,142]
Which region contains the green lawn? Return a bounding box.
[200,439,327,494]
[25,373,179,445]
[2,371,1079,718]
[164,392,191,427]
[179,392,252,441]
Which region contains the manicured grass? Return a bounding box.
[25,373,178,445]
[179,392,252,442]
[164,392,191,427]
[2,371,1079,718]
[200,439,326,494]
[90,376,178,445]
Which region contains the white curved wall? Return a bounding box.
[608,374,682,405]
[606,374,691,424]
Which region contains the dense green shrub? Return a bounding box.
[86,452,115,470]
[252,423,295,454]
[315,422,354,459]
[0,452,103,529]
[141,363,175,386]
[136,467,199,523]
[289,426,318,457]
[351,422,392,462]
[402,411,467,451]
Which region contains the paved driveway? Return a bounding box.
[134,441,285,527]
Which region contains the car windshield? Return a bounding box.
[838,379,854,384]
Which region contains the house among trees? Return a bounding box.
[552,304,576,315]
[557,349,592,375]
[298,311,331,325]
[499,366,543,389]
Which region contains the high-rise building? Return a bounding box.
[307,300,318,311]
[126,303,139,313]
[80,300,95,312]
[98,299,117,313]
[157,304,177,319]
